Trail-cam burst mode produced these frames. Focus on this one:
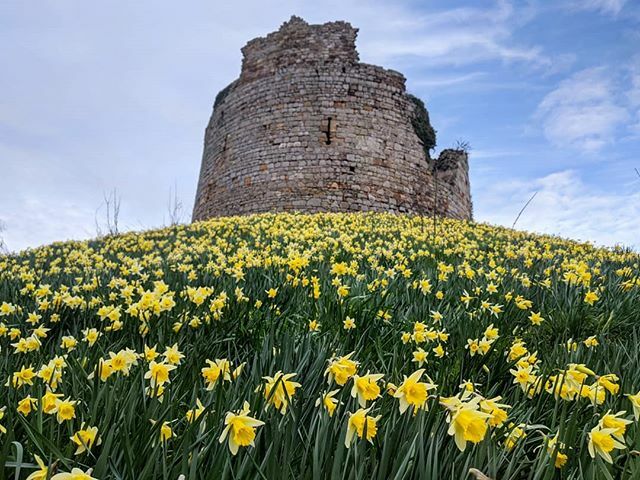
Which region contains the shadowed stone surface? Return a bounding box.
[193,16,473,221]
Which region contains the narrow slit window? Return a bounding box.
[322,117,335,145]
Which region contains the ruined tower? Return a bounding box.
[193,16,472,221]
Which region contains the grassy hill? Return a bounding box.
[1,212,639,479]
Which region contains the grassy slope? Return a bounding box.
[0,212,639,479]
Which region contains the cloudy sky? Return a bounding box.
[1,0,639,252]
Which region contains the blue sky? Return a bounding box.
[1,0,639,251]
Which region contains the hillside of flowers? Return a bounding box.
[1,212,639,479]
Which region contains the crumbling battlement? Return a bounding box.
[240,16,360,85]
[193,16,473,222]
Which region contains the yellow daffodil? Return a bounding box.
[17,396,37,416]
[588,425,626,463]
[186,398,206,423]
[201,358,232,389]
[599,410,632,441]
[25,455,48,480]
[52,398,77,424]
[627,391,640,420]
[145,361,176,388]
[351,372,384,407]
[547,434,568,468]
[441,397,492,451]
[262,371,301,414]
[325,353,358,386]
[393,369,436,414]
[504,423,526,451]
[315,389,340,417]
[480,396,510,428]
[219,401,265,455]
[345,407,381,448]
[584,290,599,305]
[70,425,101,455]
[0,407,6,434]
[343,317,356,330]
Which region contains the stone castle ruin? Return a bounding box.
[193,16,472,221]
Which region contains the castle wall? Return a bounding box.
[193,16,472,222]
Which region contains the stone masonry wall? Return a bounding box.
[192,16,472,222]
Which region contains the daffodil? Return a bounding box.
[509,365,536,392]
[588,425,626,463]
[583,335,599,348]
[480,396,510,428]
[0,407,6,434]
[25,455,49,480]
[315,389,340,417]
[325,352,358,386]
[627,391,640,420]
[219,401,265,455]
[17,396,37,416]
[82,328,100,346]
[528,312,544,325]
[343,317,356,330]
[597,374,620,395]
[186,398,206,423]
[351,372,384,407]
[145,361,176,388]
[599,410,632,441]
[441,397,492,451]
[546,434,568,468]
[52,398,77,423]
[163,343,184,365]
[70,424,101,455]
[584,290,599,305]
[160,422,173,443]
[412,347,428,367]
[393,369,436,414]
[144,344,159,361]
[201,358,232,389]
[345,407,381,448]
[262,371,301,414]
[504,423,526,451]
[10,366,36,388]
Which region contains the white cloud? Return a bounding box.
[409,72,487,88]
[476,169,640,248]
[358,1,550,69]
[535,68,630,151]
[0,197,97,252]
[569,0,628,16]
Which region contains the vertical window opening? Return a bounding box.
[324,117,333,145]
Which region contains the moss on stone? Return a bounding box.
[407,94,436,158]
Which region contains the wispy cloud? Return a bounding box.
[567,0,628,16]
[410,72,487,88]
[476,169,640,248]
[534,67,630,152]
[359,1,550,69]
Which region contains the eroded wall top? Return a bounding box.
[240,16,359,84]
